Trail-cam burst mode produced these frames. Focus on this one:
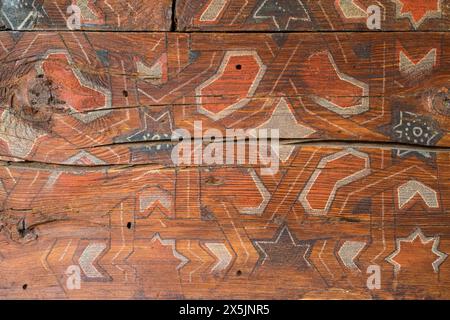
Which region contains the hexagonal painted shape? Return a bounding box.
[196,51,266,121]
[303,51,369,117]
[299,149,371,215]
[37,50,112,123]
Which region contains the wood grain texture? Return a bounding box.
[0,146,449,299]
[0,2,449,301]
[0,31,449,299]
[1,1,448,31]
[176,0,450,31]
[0,32,448,165]
[0,0,173,31]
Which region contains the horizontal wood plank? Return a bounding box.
[0,32,448,166]
[1,1,448,32]
[0,0,173,31]
[0,145,449,299]
[176,0,450,31]
[0,2,449,298]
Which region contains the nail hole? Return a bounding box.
[22,284,28,290]
[122,90,128,97]
[236,270,242,276]
[127,222,132,229]
[236,64,242,70]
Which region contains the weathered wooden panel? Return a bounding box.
[176,0,450,31]
[0,146,449,299]
[0,0,173,31]
[2,0,448,31]
[0,0,449,298]
[0,32,448,166]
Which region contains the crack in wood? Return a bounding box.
[0,140,447,172]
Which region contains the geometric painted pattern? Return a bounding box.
[386,228,448,274]
[304,51,370,117]
[196,51,266,121]
[397,180,439,209]
[392,111,442,159]
[299,149,371,215]
[253,0,311,30]
[0,13,449,299]
[392,0,442,29]
[254,225,311,269]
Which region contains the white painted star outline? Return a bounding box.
[254,225,311,266]
[386,228,448,274]
[127,111,173,142]
[150,233,189,271]
[392,0,442,29]
[393,111,440,158]
[394,112,438,144]
[254,0,311,30]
